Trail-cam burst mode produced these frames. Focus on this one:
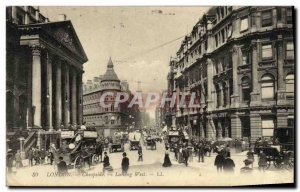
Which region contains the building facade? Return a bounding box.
[82,58,140,137]
[166,6,294,142]
[6,6,88,152]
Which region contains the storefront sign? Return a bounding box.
[61,131,75,138]
[83,131,98,138]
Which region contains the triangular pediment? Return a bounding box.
[41,20,88,62]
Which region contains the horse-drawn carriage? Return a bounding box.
[109,132,124,153]
[256,145,294,169]
[167,130,181,152]
[129,131,141,150]
[145,136,156,150]
[54,129,99,169]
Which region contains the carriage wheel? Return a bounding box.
[273,158,283,169]
[265,160,271,169]
[92,154,100,165]
[74,156,84,170]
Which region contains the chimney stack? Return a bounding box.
[58,14,67,21]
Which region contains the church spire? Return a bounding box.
[107,57,114,68]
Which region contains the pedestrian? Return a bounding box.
[258,150,268,171]
[40,148,46,165]
[57,156,68,174]
[240,159,253,174]
[96,142,103,163]
[121,152,130,174]
[33,147,40,165]
[182,145,189,167]
[282,150,291,170]
[27,147,34,167]
[47,149,54,165]
[214,152,225,173]
[225,144,231,158]
[198,143,205,163]
[173,144,178,161]
[204,143,211,157]
[60,123,64,131]
[246,149,255,168]
[103,152,112,172]
[223,157,235,173]
[138,145,143,161]
[178,146,184,163]
[162,147,172,167]
[7,153,13,174]
[15,150,22,169]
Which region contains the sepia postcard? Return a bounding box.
[6,6,295,187]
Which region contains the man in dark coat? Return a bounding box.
[198,143,205,163]
[182,146,189,167]
[103,152,110,169]
[57,156,68,174]
[121,152,129,174]
[138,145,143,161]
[223,157,235,173]
[214,153,225,173]
[27,148,34,167]
[173,144,179,161]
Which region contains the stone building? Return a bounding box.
[166,6,294,143]
[6,6,88,152]
[82,58,140,137]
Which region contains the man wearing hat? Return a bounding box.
[240,159,253,174]
[121,152,129,174]
[57,156,68,174]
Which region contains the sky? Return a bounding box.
[39,6,209,118]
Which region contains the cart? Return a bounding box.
[128,131,141,150]
[167,131,181,151]
[54,129,99,169]
[257,146,294,169]
[130,140,140,150]
[110,132,124,153]
[146,137,156,150]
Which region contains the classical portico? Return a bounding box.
[18,20,88,131]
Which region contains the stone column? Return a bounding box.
[46,52,53,131]
[250,113,262,143]
[207,58,213,110]
[231,114,242,139]
[250,41,260,106]
[224,118,229,138]
[217,120,223,139]
[63,64,70,127]
[31,45,42,127]
[230,45,240,108]
[55,60,62,129]
[71,68,77,125]
[219,83,224,109]
[77,73,83,125]
[276,35,285,105]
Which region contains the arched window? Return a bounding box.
[241,77,251,101]
[286,74,294,93]
[261,74,275,99]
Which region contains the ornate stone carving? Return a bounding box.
[30,43,45,56]
[54,28,77,53]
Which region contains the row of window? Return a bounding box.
[83,115,119,125]
[239,8,293,33]
[240,41,294,66]
[83,93,116,103]
[241,73,294,101]
[83,104,120,113]
[241,116,294,138]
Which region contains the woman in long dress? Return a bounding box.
[162,147,172,167]
[178,146,184,163]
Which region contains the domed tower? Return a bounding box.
[100,58,122,137]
